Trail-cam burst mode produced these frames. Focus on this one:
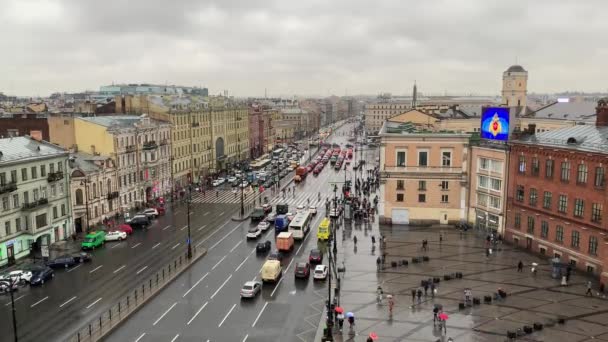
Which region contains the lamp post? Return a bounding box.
[238,137,245,217]
[186,185,193,259]
[0,278,18,342]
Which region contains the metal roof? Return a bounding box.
[516,124,608,153]
[527,101,596,121]
[0,136,67,164]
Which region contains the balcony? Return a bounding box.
[106,191,120,200]
[143,141,158,150]
[0,181,17,194]
[22,198,49,211]
[47,171,64,182]
[126,145,136,153]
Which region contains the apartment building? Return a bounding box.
[365,100,410,134]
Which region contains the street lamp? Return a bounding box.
[186,185,193,259]
[0,277,19,342]
[238,137,245,217]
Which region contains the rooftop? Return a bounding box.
[0,136,67,164]
[69,152,109,174]
[515,124,608,154]
[506,64,526,73]
[78,115,169,129]
[380,120,471,137]
[525,101,597,122]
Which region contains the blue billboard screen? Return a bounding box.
[480,107,510,141]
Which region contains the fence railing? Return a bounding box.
[66,247,206,342]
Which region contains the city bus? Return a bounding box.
[288,211,312,240]
[317,217,330,241]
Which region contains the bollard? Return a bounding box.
[127,295,130,307]
[109,308,112,320]
[99,316,102,328]
[142,284,145,295]
[89,324,92,336]
[169,264,171,274]
[163,269,165,279]
[134,290,138,302]
[180,255,182,265]
[150,279,152,289]
[119,301,121,313]
[156,273,159,284]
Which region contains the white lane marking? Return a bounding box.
[86,297,102,309]
[111,243,122,249]
[218,303,236,327]
[5,295,25,306]
[186,301,208,325]
[171,243,181,250]
[285,258,295,272]
[134,333,146,342]
[163,225,171,231]
[204,212,210,216]
[136,266,148,275]
[153,302,177,326]
[30,296,49,308]
[59,296,77,308]
[210,275,232,299]
[131,243,142,249]
[229,241,242,253]
[152,243,161,249]
[270,276,284,297]
[197,225,207,231]
[252,301,268,327]
[66,264,81,273]
[183,272,209,298]
[113,265,126,274]
[180,225,187,231]
[195,221,232,247]
[209,224,241,250]
[219,211,225,216]
[212,255,227,270]
[235,254,251,272]
[242,334,249,342]
[295,232,310,255]
[170,334,180,342]
[89,265,103,274]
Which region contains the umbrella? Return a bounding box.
[335,306,344,314]
[346,312,354,318]
[438,312,449,320]
[369,332,378,340]
[386,294,393,299]
[532,262,538,267]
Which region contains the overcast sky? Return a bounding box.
[1,0,606,97]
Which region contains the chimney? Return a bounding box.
[527,123,536,135]
[596,98,608,127]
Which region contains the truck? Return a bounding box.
[274,215,289,234]
[276,232,294,252]
[276,203,289,215]
[260,260,282,282]
[294,166,308,183]
[250,207,266,222]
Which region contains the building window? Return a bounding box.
[75,189,84,205]
[514,213,521,229]
[51,184,56,197]
[10,170,17,183]
[61,204,66,216]
[478,175,488,189]
[396,180,404,190]
[21,168,27,181]
[418,194,426,203]
[577,164,588,184]
[489,196,501,209]
[2,197,8,211]
[595,167,605,188]
[12,194,19,208]
[441,181,449,190]
[561,161,570,182]
[441,195,449,203]
[40,165,46,177]
[477,193,488,207]
[556,225,564,243]
[479,158,489,171]
[591,203,603,223]
[5,221,11,235]
[589,236,598,255]
[490,178,501,191]
[571,230,580,249]
[36,213,47,229]
[573,198,584,218]
[33,189,39,201]
[396,193,404,202]
[516,185,524,202]
[518,155,526,173]
[396,151,406,167]
[418,180,426,191]
[558,195,568,213]
[527,216,535,234]
[53,206,58,219]
[543,191,552,209]
[442,151,452,167]
[15,218,21,232]
[31,166,37,179]
[545,159,554,178]
[418,151,428,167]
[529,188,538,206]
[541,221,549,238]
[587,265,595,274]
[531,157,539,175]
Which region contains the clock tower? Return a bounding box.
[502,65,528,109]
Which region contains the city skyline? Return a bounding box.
[1,0,607,97]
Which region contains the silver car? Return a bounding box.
[240,281,261,298]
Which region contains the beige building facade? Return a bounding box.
[365,101,410,134]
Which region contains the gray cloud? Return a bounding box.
[0,0,606,96]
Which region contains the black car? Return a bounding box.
[46,255,79,269]
[30,267,54,285]
[72,252,92,263]
[251,208,266,222]
[128,215,150,228]
[294,262,311,279]
[268,250,283,261]
[309,249,323,264]
[256,240,271,254]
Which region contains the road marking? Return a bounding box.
[113,265,127,274]
[59,296,77,308]
[136,266,148,275]
[186,301,208,325]
[5,295,25,306]
[171,243,181,250]
[197,224,207,231]
[295,232,310,255]
[210,275,232,299]
[195,221,232,247]
[30,296,48,308]
[183,272,209,298]
[67,264,81,273]
[111,243,122,249]
[212,255,227,270]
[235,254,251,272]
[209,224,241,250]
[219,211,225,216]
[218,303,236,327]
[86,297,102,309]
[153,302,177,326]
[89,265,103,274]
[204,211,210,216]
[163,225,171,230]
[242,334,248,342]
[134,333,146,342]
[271,276,284,297]
[180,225,187,231]
[131,243,142,249]
[230,241,242,253]
[170,334,179,342]
[285,258,295,272]
[152,242,161,249]
[252,301,268,327]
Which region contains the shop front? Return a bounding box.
[0,235,34,267]
[475,209,501,234]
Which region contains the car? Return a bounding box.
[256,240,272,254]
[296,205,305,213]
[313,167,321,175]
[308,206,317,215]
[309,249,323,263]
[8,270,32,284]
[0,279,19,293]
[246,227,262,239]
[227,176,237,183]
[294,262,311,279]
[265,212,277,223]
[268,250,283,261]
[251,207,266,222]
[143,208,159,218]
[240,181,249,188]
[156,206,166,216]
[118,224,133,235]
[29,266,54,285]
[313,265,329,280]
[127,215,150,228]
[105,230,127,242]
[81,231,106,250]
[212,179,223,186]
[240,281,262,298]
[46,255,79,269]
[286,212,295,221]
[262,203,272,214]
[231,180,240,187]
[71,252,92,263]
[257,221,270,231]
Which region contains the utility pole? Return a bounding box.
[0,278,18,342]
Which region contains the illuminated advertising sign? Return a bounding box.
[480,107,510,141]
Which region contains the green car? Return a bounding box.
[81,231,106,250]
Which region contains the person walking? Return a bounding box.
[376,256,382,272]
[416,287,423,304]
[424,281,429,297]
[337,312,344,332]
[586,281,593,296]
[353,235,358,246]
[433,306,439,325]
[388,295,395,315]
[411,289,416,303]
[430,282,436,298]
[517,260,523,272]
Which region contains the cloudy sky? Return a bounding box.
[1,0,606,97]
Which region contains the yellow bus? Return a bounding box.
[317,218,330,241]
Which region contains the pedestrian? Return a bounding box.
[376,256,382,271]
[439,234,443,244]
[424,281,429,297]
[337,312,344,332]
[433,306,439,324]
[411,289,416,302]
[430,282,436,298]
[561,275,568,286]
[566,265,572,282]
[371,235,376,244]
[216,191,219,198]
[586,281,593,296]
[417,287,423,304]
[353,235,357,246]
[347,315,355,330]
[367,337,374,342]
[517,261,523,272]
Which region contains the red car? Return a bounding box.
[118,224,133,235]
[309,249,323,263]
[156,206,166,216]
[294,262,310,279]
[313,167,322,175]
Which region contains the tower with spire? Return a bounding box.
[411,81,418,109]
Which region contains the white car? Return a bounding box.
[240,281,262,298]
[266,212,277,223]
[212,179,222,187]
[313,265,328,280]
[308,206,317,215]
[143,208,158,218]
[257,221,270,231]
[227,176,237,183]
[105,231,127,242]
[296,205,305,213]
[240,181,249,188]
[8,270,32,284]
[246,227,262,239]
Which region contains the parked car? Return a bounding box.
[227,176,237,183]
[46,255,79,269]
[250,208,266,222]
[313,265,328,280]
[143,208,159,219]
[256,240,272,254]
[156,206,166,216]
[294,262,310,279]
[118,224,133,235]
[309,249,323,264]
[246,227,262,239]
[71,252,92,263]
[262,203,272,214]
[257,221,270,231]
[7,270,32,284]
[127,215,150,228]
[105,230,127,242]
[29,267,54,285]
[240,281,262,298]
[0,279,19,293]
[81,231,106,250]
